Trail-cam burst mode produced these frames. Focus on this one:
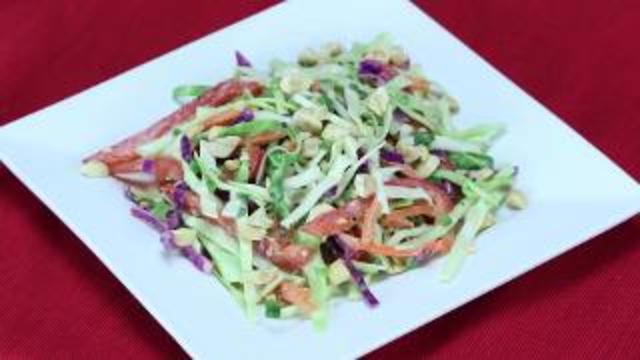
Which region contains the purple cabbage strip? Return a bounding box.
[392,108,411,123]
[172,181,189,210]
[141,159,155,174]
[235,50,252,67]
[180,135,193,162]
[160,230,178,251]
[234,108,255,124]
[380,149,405,164]
[183,246,213,273]
[324,185,338,198]
[357,163,369,174]
[358,59,384,75]
[166,210,182,230]
[132,206,211,273]
[131,206,168,233]
[441,181,459,197]
[413,248,436,267]
[358,59,396,87]
[330,236,380,307]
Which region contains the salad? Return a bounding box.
[82,34,526,327]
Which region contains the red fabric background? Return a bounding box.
[1,1,639,358]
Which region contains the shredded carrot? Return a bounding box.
[247,145,264,180]
[244,131,286,146]
[380,201,436,229]
[339,231,453,258]
[431,231,455,254]
[361,198,380,243]
[385,177,454,215]
[357,241,417,257]
[302,197,371,237]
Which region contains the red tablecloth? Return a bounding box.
[1,1,639,358]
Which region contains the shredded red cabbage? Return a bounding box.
[235,50,252,67]
[330,236,379,307]
[440,181,460,200]
[142,159,154,174]
[358,59,397,86]
[183,246,213,272]
[180,135,193,162]
[234,108,255,124]
[324,185,338,198]
[166,209,182,230]
[392,108,411,123]
[413,248,436,267]
[131,206,168,233]
[172,181,189,209]
[380,149,405,164]
[359,59,384,75]
[160,230,177,250]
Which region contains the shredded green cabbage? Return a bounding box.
[88,34,524,326]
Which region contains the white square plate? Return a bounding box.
[1,1,639,358]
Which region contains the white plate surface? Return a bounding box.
[1,1,639,358]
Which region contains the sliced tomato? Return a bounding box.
[85,79,262,169]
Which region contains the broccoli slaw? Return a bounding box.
[82,34,526,327]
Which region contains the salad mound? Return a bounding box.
[82,34,526,326]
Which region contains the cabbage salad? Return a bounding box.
[82,34,526,327]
